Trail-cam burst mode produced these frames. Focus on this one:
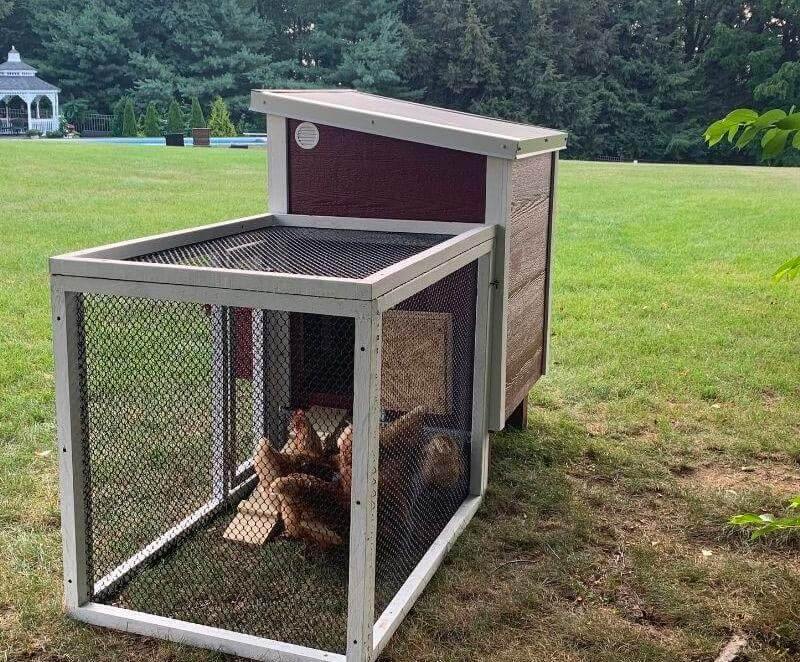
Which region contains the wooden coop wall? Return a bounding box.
[503,153,554,419]
[286,119,486,222]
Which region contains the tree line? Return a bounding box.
[113,96,237,136]
[1,0,799,163]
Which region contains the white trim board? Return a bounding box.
[52,285,88,609]
[71,604,344,662]
[273,213,481,236]
[347,307,382,662]
[484,157,512,431]
[52,213,275,261]
[372,496,482,658]
[50,275,369,317]
[375,239,493,312]
[267,115,288,214]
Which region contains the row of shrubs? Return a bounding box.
[113,97,237,138]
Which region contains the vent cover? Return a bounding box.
[294,122,319,149]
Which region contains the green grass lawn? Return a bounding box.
[1,141,799,661]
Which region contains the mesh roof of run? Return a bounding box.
[130,225,448,279]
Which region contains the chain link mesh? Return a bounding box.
[374,262,477,617]
[76,294,356,652]
[73,257,479,652]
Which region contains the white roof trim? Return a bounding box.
[0,88,59,93]
[250,89,566,159]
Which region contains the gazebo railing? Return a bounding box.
[29,118,58,133]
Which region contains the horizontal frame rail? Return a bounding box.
[273,213,483,236]
[372,496,482,658]
[365,225,495,298]
[55,214,275,261]
[51,275,371,317]
[50,257,372,300]
[375,239,493,311]
[51,215,495,303]
[71,603,344,662]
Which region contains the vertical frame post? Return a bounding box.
[52,281,89,609]
[346,303,382,662]
[484,156,512,432]
[267,114,288,214]
[470,252,493,496]
[210,305,234,500]
[542,151,559,375]
[264,310,292,446]
[251,309,265,444]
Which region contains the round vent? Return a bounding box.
[294,122,320,150]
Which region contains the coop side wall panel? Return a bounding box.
[286,119,486,222]
[503,153,553,420]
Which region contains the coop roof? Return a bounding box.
[250,89,567,159]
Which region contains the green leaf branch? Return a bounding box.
[705,107,799,283]
[704,107,800,159]
[730,495,800,540]
[773,255,800,283]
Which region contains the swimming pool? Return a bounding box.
[82,136,267,147]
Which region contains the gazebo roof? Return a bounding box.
[0,46,36,72]
[0,58,36,72]
[0,76,59,92]
[0,46,60,93]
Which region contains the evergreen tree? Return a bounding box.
[444,0,499,101]
[275,0,411,96]
[111,97,127,137]
[30,0,136,112]
[142,102,161,136]
[0,0,13,22]
[208,97,236,137]
[127,0,277,118]
[166,99,184,134]
[190,97,205,128]
[121,98,137,137]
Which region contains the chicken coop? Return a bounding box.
[51,90,566,662]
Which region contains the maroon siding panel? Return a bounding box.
[287,120,486,222]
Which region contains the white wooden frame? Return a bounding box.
[50,214,494,302]
[52,213,494,662]
[485,157,513,431]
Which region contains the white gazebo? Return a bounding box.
[0,46,60,134]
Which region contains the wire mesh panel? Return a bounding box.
[374,261,478,616]
[75,292,358,653]
[131,226,447,278]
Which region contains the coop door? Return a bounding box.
[290,313,355,409]
[381,310,454,416]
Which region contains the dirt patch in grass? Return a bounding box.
[678,462,800,495]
